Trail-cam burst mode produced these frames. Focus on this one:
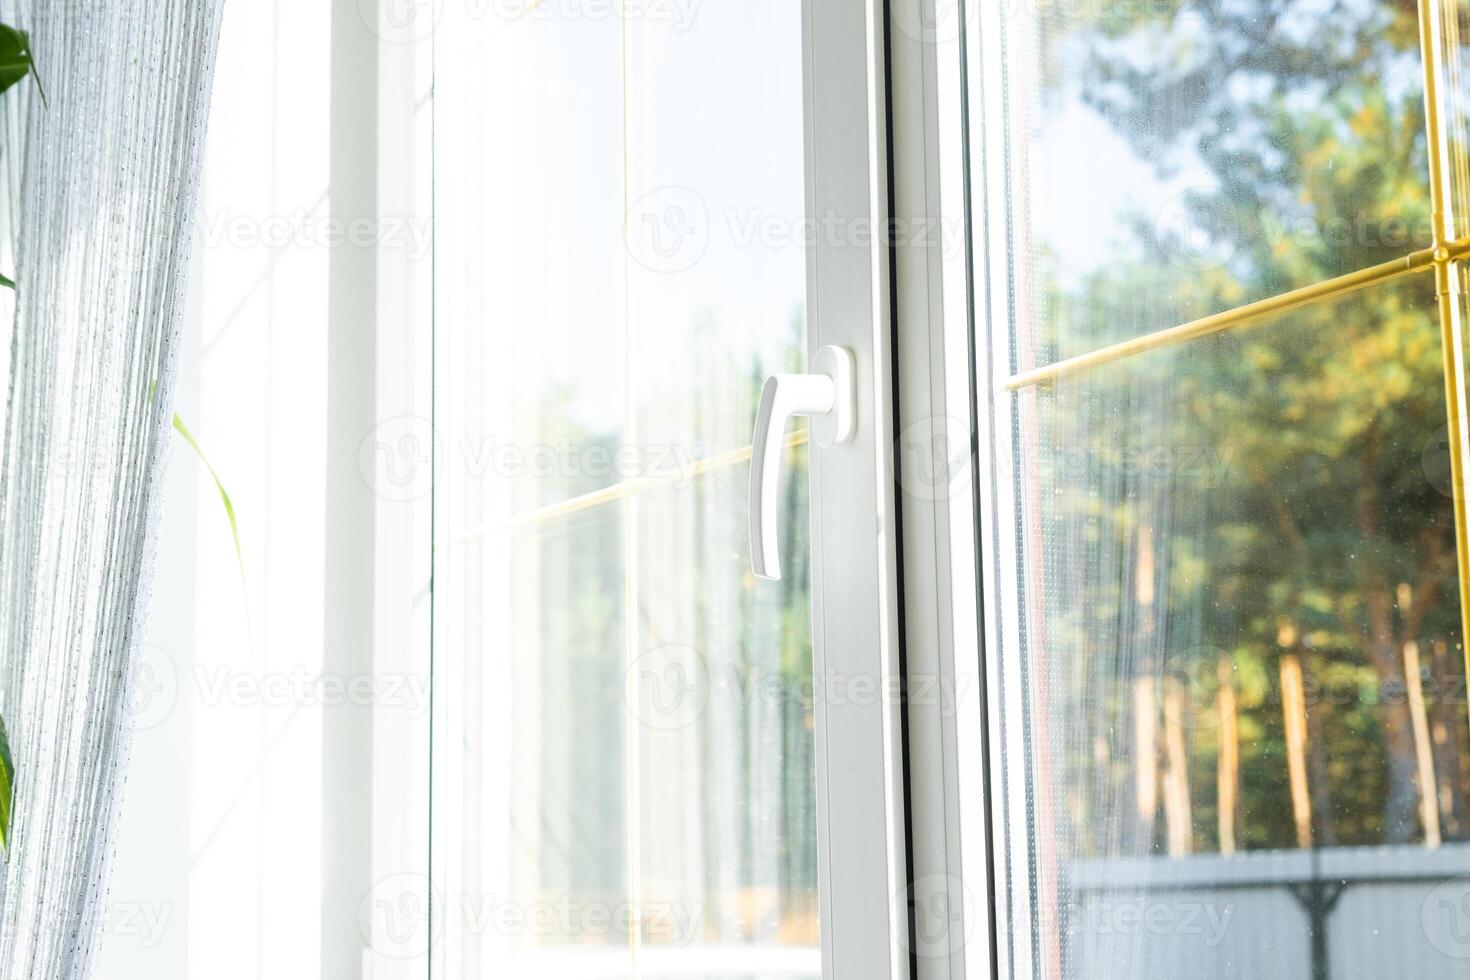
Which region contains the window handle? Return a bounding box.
[749,345,855,581]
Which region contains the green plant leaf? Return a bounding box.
[171,411,254,655]
[0,271,14,290]
[0,25,33,98]
[0,713,13,851]
[172,412,242,574]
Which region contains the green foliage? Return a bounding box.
[0,713,11,850]
[1041,0,1469,853]
[172,411,243,572]
[0,18,31,846]
[0,24,39,100]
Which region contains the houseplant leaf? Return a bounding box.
[0,712,13,850]
[172,412,242,570]
[0,25,33,98]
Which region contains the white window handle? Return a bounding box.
[749,345,855,580]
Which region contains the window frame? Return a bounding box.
[800,0,918,974]
[413,0,920,974]
[888,0,1470,978]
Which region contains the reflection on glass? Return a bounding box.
[633,451,820,977]
[1445,0,1470,239]
[469,507,630,977]
[1006,276,1470,977]
[435,8,628,515]
[624,0,808,458]
[436,1,820,975]
[1000,0,1429,367]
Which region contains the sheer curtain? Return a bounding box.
[0,2,221,976]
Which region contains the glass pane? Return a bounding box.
[996,0,1430,369]
[634,450,820,977]
[434,8,627,517]
[1443,0,1470,240]
[1001,274,1470,977]
[626,1,809,459]
[460,507,630,975]
[433,2,821,976]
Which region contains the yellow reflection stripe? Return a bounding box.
[458,427,810,539]
[1003,243,1468,391]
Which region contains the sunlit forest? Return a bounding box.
[1020,0,1470,860]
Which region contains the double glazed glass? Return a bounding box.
[432,3,820,976]
[978,0,1470,976]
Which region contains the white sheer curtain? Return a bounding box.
[0,2,221,976]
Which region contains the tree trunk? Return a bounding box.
[1364,587,1422,843]
[1356,440,1426,844]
